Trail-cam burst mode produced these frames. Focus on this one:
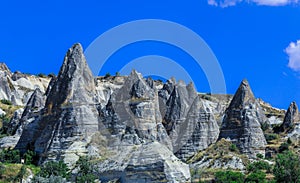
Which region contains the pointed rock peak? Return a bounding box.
[22,88,46,120]
[128,69,143,80]
[241,78,249,86]
[0,63,10,73]
[281,101,300,131]
[230,79,255,107]
[186,82,197,98]
[169,77,176,84]
[60,43,88,71]
[288,101,298,112]
[177,80,186,86]
[46,43,96,110]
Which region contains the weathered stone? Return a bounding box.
[163,81,197,134]
[100,70,172,149]
[6,108,24,135]
[16,43,101,166]
[0,64,50,106]
[98,142,191,183]
[0,108,5,116]
[219,79,267,158]
[174,96,220,161]
[281,102,299,131]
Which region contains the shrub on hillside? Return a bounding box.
[215,170,245,183]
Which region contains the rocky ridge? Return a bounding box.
[0,43,296,182]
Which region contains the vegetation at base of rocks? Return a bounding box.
[0,100,12,106]
[265,133,279,143]
[215,170,245,183]
[278,142,290,153]
[245,170,267,183]
[273,150,300,183]
[0,163,40,182]
[36,161,69,179]
[229,144,238,152]
[0,149,21,164]
[75,156,97,183]
[188,139,248,165]
[247,161,271,173]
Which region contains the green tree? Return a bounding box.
[0,99,12,105]
[75,157,97,183]
[24,150,36,165]
[247,161,271,173]
[273,150,300,183]
[38,161,69,179]
[215,170,245,183]
[104,72,111,78]
[0,149,21,163]
[245,170,266,183]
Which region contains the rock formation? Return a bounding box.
[218,79,267,158]
[16,43,101,165]
[0,63,50,106]
[98,142,191,183]
[100,70,172,149]
[281,102,299,131]
[174,96,220,161]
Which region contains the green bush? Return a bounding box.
[279,142,289,153]
[245,170,266,183]
[75,157,97,183]
[24,150,37,165]
[104,72,111,78]
[256,153,264,159]
[229,144,238,152]
[37,73,47,78]
[0,163,5,179]
[247,161,271,173]
[0,99,12,105]
[0,149,21,163]
[273,150,300,183]
[37,161,69,179]
[265,133,279,142]
[115,72,120,77]
[215,170,245,183]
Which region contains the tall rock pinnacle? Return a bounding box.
[46,43,96,111]
[281,102,299,131]
[16,43,100,165]
[100,70,172,149]
[219,79,267,158]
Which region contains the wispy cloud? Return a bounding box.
[208,0,299,7]
[286,40,300,72]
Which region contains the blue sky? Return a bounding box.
[0,0,300,109]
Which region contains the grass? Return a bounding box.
[0,163,40,182]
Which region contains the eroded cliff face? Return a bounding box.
[16,43,101,165]
[0,63,50,106]
[281,102,299,131]
[219,79,267,158]
[2,43,291,182]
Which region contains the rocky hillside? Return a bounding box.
[0,43,298,183]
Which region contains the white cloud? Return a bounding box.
[208,0,299,7]
[286,40,300,72]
